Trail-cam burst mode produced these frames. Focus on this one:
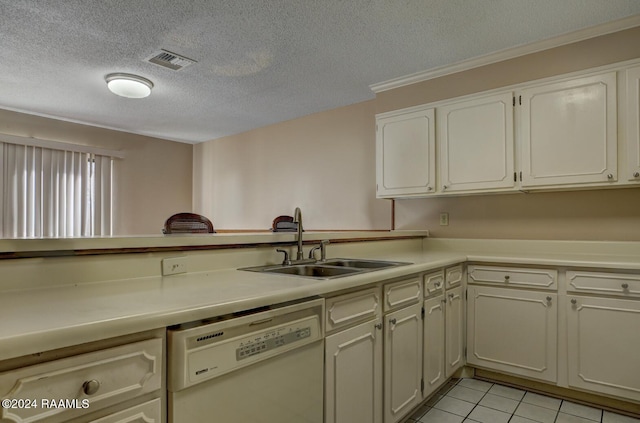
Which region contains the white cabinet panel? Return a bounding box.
[376,107,435,197]
[325,318,383,423]
[566,270,640,297]
[384,303,423,423]
[423,295,445,399]
[626,66,640,182]
[466,285,557,383]
[468,265,557,290]
[520,72,617,188]
[88,398,162,423]
[567,295,640,402]
[437,92,515,192]
[445,286,464,378]
[384,277,422,312]
[0,339,162,423]
[326,287,381,333]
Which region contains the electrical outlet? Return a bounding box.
[162,257,187,276]
[439,212,449,226]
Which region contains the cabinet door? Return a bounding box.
[325,318,383,423]
[520,72,617,188]
[445,286,464,378]
[466,285,557,383]
[437,92,515,192]
[626,66,640,182]
[376,107,436,197]
[423,295,445,399]
[567,295,640,402]
[384,303,423,423]
[88,399,162,423]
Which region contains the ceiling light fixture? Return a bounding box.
[105,73,154,98]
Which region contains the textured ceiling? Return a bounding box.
[1,1,640,144]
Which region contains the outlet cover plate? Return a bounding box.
[162,257,187,276]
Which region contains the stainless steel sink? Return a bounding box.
[320,258,409,269]
[262,265,362,278]
[239,258,411,280]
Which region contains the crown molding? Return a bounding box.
[369,15,640,93]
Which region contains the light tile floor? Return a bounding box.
[406,378,640,423]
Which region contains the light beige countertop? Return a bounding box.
[2,234,640,362]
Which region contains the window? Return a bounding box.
[1,137,116,238]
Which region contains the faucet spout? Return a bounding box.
[293,207,304,261]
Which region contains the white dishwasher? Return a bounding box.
[168,298,324,423]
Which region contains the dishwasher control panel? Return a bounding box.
[237,325,311,360]
[168,298,324,391]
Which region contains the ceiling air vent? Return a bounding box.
[147,49,196,71]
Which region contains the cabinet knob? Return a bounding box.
[607,174,614,179]
[82,379,101,396]
[448,293,455,299]
[634,172,640,178]
[427,186,433,191]
[374,323,382,330]
[504,275,510,281]
[389,318,397,325]
[434,282,441,288]
[443,185,448,190]
[622,283,629,290]
[546,296,552,303]
[571,298,577,305]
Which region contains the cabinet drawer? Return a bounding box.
[567,270,640,297]
[445,265,463,289]
[384,277,422,312]
[0,338,162,423]
[326,287,381,332]
[468,265,557,290]
[89,398,161,423]
[423,270,444,298]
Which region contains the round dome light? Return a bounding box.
[105,73,154,98]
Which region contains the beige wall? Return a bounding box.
[193,100,392,230]
[395,188,640,241]
[0,109,192,235]
[376,26,640,113]
[385,26,640,242]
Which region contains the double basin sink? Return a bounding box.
[240,258,411,279]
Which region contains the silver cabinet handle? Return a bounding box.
[546,296,552,303]
[622,283,629,289]
[607,174,614,179]
[434,282,441,288]
[571,298,577,305]
[389,318,397,325]
[374,323,382,330]
[448,293,455,299]
[504,275,510,281]
[634,172,640,178]
[443,185,448,190]
[427,186,433,191]
[83,379,101,396]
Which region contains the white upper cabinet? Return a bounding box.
[519,72,618,188]
[376,106,435,197]
[437,92,515,193]
[626,65,640,182]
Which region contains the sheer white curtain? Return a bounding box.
[1,141,113,238]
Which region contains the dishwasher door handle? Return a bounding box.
[250,318,274,326]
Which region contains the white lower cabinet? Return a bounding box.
[445,286,464,378]
[325,318,383,423]
[466,285,557,383]
[567,295,640,402]
[88,398,162,423]
[422,294,445,399]
[0,338,163,423]
[422,268,465,401]
[384,302,423,423]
